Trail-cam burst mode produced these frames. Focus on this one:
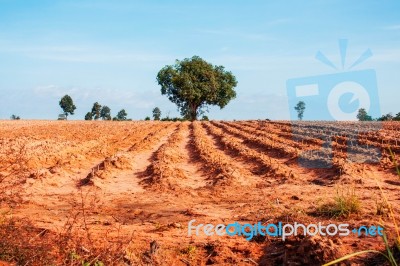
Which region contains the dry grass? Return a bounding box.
[317,187,361,218]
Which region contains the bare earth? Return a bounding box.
[0,120,399,265]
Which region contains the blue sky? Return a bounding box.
[0,0,399,120]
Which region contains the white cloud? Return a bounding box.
[34,85,78,98]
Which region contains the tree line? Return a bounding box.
[357,108,400,121]
[83,102,129,121]
[58,95,209,121]
[11,56,399,122]
[58,96,130,121]
[55,56,236,121]
[144,107,208,121]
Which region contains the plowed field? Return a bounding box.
[0,120,399,265]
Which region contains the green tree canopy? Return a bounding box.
[84,112,92,120]
[91,102,102,120]
[100,106,112,120]
[152,107,161,120]
[356,108,373,121]
[201,115,209,121]
[10,114,20,120]
[59,95,76,119]
[156,56,237,121]
[394,112,400,121]
[116,109,128,121]
[377,112,393,121]
[294,101,306,120]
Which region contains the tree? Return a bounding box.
[116,109,128,121]
[156,55,237,121]
[394,112,400,121]
[377,112,393,121]
[294,101,306,120]
[84,112,93,120]
[201,115,209,121]
[356,108,372,121]
[91,102,102,120]
[144,116,151,121]
[10,114,20,120]
[59,95,76,119]
[100,106,111,120]
[152,107,161,121]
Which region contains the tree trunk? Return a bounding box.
[189,103,198,121]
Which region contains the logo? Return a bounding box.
[286,39,381,168]
[188,220,384,241]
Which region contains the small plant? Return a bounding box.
[70,252,104,266]
[180,245,197,259]
[376,198,389,216]
[389,148,400,176]
[154,222,162,230]
[318,187,360,218]
[324,148,400,265]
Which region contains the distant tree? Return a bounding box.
[377,112,393,121]
[59,95,76,119]
[144,116,151,121]
[201,115,209,121]
[100,106,112,120]
[116,109,128,121]
[152,107,161,121]
[10,114,20,120]
[160,116,186,122]
[294,101,306,120]
[157,56,237,121]
[394,112,400,121]
[84,112,93,120]
[91,102,102,120]
[357,108,373,121]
